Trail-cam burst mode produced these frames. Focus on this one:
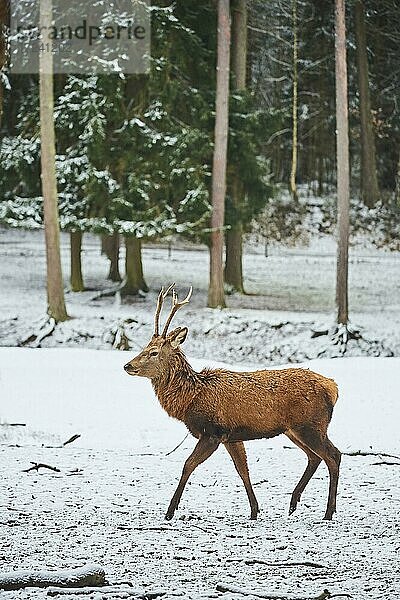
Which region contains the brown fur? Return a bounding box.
[124,292,341,522]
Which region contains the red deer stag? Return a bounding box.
[124,284,341,521]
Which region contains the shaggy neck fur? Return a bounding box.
[151,350,204,421]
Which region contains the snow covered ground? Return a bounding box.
[1,228,400,598]
[1,348,400,599]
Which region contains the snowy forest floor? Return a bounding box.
[1,349,400,600]
[0,228,400,363]
[1,229,400,599]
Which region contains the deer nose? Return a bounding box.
[124,363,132,372]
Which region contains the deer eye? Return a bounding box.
[149,350,159,357]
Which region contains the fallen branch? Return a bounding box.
[244,560,327,569]
[18,316,56,348]
[1,506,30,517]
[372,461,400,466]
[90,280,126,301]
[63,434,81,447]
[132,526,173,532]
[216,584,351,599]
[0,564,105,591]
[23,463,60,474]
[343,451,400,460]
[0,423,26,427]
[47,586,165,598]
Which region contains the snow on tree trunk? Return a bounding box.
[334,0,350,327]
[39,0,68,322]
[208,0,230,309]
[121,236,148,296]
[70,231,84,292]
[224,0,246,294]
[354,0,380,208]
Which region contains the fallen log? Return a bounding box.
[243,560,326,569]
[0,564,106,591]
[216,583,351,599]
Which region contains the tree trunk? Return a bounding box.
[121,237,148,296]
[289,0,298,201]
[396,155,400,205]
[102,232,122,282]
[208,0,231,308]
[70,231,84,292]
[225,221,244,292]
[0,0,8,128]
[39,0,68,322]
[224,0,246,293]
[354,0,379,207]
[334,0,350,326]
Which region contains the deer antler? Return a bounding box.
[154,283,175,336]
[161,286,193,338]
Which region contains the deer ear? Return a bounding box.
[168,327,188,348]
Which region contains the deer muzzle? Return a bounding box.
[124,363,139,375]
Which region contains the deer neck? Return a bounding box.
[152,351,200,421]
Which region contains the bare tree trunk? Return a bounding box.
[121,237,148,296]
[396,155,400,205]
[224,0,246,293]
[354,0,379,207]
[289,0,298,201]
[39,0,68,322]
[334,0,350,326]
[70,231,84,292]
[102,232,122,282]
[225,220,244,292]
[208,0,230,308]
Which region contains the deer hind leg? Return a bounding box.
[165,435,220,520]
[285,432,322,515]
[224,441,260,520]
[289,425,341,521]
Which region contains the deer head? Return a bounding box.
[124,284,192,380]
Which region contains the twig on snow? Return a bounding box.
[216,584,351,599]
[1,506,30,517]
[372,461,400,466]
[244,559,327,569]
[63,434,81,447]
[47,586,165,598]
[165,433,190,456]
[23,462,60,474]
[132,526,174,532]
[343,450,400,460]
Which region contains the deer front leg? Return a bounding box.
[165,435,220,520]
[224,441,260,519]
